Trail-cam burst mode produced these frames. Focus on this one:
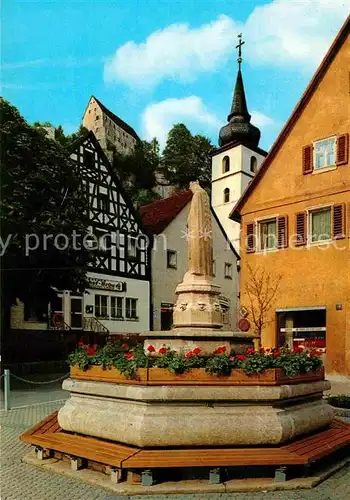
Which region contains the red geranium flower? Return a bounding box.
[310,349,322,357]
[78,339,85,347]
[185,351,193,359]
[246,347,256,355]
[229,356,235,361]
[87,344,97,356]
[121,343,129,350]
[273,350,281,357]
[260,347,265,354]
[147,345,156,353]
[192,347,201,355]
[214,345,226,354]
[124,352,134,360]
[236,354,247,361]
[293,346,304,354]
[159,346,167,355]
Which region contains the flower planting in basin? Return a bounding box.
[68,340,324,385]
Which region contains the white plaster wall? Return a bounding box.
[151,205,238,331]
[83,272,150,334]
[211,145,266,254]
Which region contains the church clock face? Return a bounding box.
[70,134,150,280]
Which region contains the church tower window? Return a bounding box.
[250,156,258,173]
[222,155,230,173]
[224,188,230,203]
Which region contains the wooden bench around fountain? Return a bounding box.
[20,365,350,486]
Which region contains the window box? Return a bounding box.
[70,366,324,386]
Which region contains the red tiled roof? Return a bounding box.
[139,190,193,234]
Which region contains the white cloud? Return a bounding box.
[104,0,347,89]
[245,0,347,68]
[142,96,220,149]
[104,15,238,88]
[250,111,275,128]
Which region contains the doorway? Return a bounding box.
[161,303,173,330]
[277,307,326,351]
[70,297,83,329]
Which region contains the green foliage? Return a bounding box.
[111,138,161,207]
[205,354,235,376]
[238,353,273,375]
[326,395,350,409]
[162,124,214,190]
[68,346,93,371]
[0,98,93,315]
[68,342,324,379]
[153,349,205,374]
[272,348,323,377]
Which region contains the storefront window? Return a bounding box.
[95,294,108,317]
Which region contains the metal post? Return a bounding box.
[4,369,10,411]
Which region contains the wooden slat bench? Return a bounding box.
[20,412,350,483]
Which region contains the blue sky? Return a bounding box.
[2,0,348,151]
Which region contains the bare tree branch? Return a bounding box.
[244,263,282,347]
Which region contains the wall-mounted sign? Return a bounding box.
[87,277,126,292]
[238,318,250,332]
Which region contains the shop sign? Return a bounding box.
[87,277,126,292]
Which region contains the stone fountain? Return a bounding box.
[58,181,333,449]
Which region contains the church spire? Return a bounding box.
[219,34,261,148]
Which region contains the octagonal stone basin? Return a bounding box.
[58,378,334,447]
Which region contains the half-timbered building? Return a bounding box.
[11,132,152,337]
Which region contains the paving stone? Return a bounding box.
[1,398,349,500]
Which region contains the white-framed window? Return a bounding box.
[224,262,232,279]
[167,250,177,269]
[314,137,336,170]
[95,295,108,318]
[111,297,123,318]
[127,236,137,259]
[126,298,138,319]
[258,218,277,251]
[309,206,332,243]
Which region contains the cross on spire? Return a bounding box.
[236,33,245,69]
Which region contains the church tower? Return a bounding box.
[211,35,267,253]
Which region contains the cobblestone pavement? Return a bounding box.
[1,401,350,500]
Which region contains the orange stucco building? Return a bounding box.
[232,18,350,376]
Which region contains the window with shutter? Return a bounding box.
[295,212,306,246]
[302,145,313,174]
[277,216,288,248]
[336,134,349,165]
[333,204,345,239]
[246,223,255,253]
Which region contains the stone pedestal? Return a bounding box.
[144,330,256,355]
[58,379,334,448]
[173,279,223,329]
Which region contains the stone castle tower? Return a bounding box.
[211,44,267,253]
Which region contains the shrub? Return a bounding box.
[326,395,350,409]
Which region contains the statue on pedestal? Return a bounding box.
[185,181,213,281]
